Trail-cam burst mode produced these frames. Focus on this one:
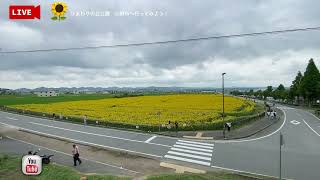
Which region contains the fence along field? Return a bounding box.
[9,94,256,127]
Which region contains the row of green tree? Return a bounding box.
[231,58,320,106]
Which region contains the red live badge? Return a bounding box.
[9,5,41,20]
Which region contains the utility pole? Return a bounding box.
[280,132,284,180]
[157,111,161,132]
[222,73,226,138]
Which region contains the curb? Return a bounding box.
[160,162,206,174]
[224,108,284,140]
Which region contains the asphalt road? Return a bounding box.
[0,105,319,180]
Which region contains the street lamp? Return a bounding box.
[222,73,226,138]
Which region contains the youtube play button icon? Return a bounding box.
[9,5,41,20]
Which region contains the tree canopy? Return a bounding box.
[300,59,320,104]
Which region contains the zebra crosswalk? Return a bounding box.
[164,140,214,166]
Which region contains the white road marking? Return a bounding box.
[280,107,294,110]
[164,140,214,166]
[303,119,320,136]
[0,122,19,129]
[167,151,211,161]
[6,117,19,121]
[164,155,211,166]
[6,136,140,174]
[178,140,214,146]
[145,136,157,143]
[0,121,163,158]
[28,122,170,147]
[215,107,287,143]
[290,120,300,125]
[210,165,293,180]
[173,145,213,152]
[306,111,320,121]
[171,147,212,156]
[176,142,214,149]
[3,111,180,140]
[1,107,288,145]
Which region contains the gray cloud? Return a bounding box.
[1,0,320,88]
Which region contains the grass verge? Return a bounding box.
[0,154,274,180]
[0,154,129,180]
[145,172,273,180]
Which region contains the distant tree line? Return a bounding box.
[231,58,320,106]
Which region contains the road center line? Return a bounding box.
[16,112,180,140]
[145,136,157,143]
[6,117,19,121]
[303,119,320,136]
[28,122,170,147]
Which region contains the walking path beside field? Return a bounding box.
[157,108,283,140]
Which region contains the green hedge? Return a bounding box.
[0,105,265,132]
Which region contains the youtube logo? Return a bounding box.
[22,155,42,175]
[9,5,40,20]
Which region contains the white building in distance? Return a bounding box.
[34,91,58,97]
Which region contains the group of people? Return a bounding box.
[265,102,278,120]
[167,120,179,130]
[266,110,277,120]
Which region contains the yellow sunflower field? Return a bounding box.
[10,94,256,126]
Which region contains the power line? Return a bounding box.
[1,26,320,54]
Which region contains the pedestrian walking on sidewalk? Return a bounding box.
[72,144,82,166]
[273,110,277,120]
[270,110,275,120]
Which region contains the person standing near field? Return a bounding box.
[72,144,82,166]
[83,115,87,126]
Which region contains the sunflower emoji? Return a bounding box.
[51,2,67,21]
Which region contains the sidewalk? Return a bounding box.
[157,108,283,140]
[0,126,173,178]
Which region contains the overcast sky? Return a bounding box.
[1,0,320,89]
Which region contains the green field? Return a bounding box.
[0,94,114,106]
